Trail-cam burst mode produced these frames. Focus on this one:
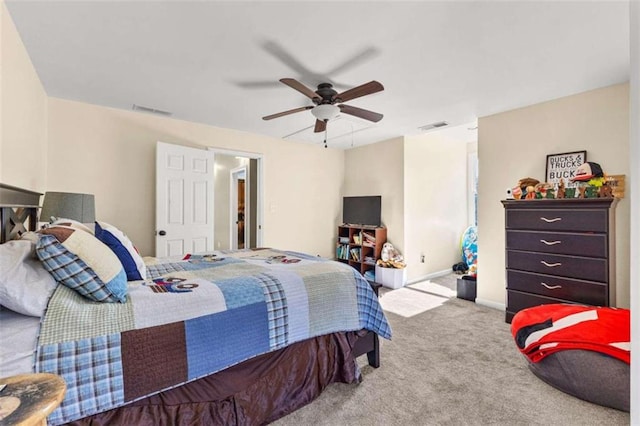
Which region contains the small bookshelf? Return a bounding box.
[335,224,387,279]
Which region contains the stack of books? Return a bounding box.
[336,244,349,260]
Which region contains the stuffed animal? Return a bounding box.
[599,182,614,198]
[556,178,566,199]
[381,242,404,263]
[524,185,536,200]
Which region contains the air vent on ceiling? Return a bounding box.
[418,121,449,132]
[132,104,172,117]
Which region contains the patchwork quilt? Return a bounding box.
[35,249,391,425]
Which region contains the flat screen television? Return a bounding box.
[343,196,382,227]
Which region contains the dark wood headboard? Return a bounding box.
[0,183,42,243]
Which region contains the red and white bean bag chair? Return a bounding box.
[511,304,630,411]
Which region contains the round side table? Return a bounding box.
[0,373,66,426]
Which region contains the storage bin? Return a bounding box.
[375,265,406,289]
[456,275,477,302]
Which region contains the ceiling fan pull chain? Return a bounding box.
[324,122,328,148]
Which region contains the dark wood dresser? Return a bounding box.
[502,198,617,323]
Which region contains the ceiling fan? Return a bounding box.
[262,78,384,146]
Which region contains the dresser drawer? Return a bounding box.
[506,270,607,306]
[505,209,607,232]
[506,250,608,282]
[507,290,575,317]
[506,230,607,257]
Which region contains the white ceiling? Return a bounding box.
[5,1,630,149]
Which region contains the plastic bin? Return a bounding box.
[375,265,407,289]
[456,275,477,302]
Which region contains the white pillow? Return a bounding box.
[0,239,57,316]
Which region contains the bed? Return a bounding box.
[0,183,391,425]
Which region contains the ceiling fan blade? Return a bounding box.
[333,81,384,103]
[325,47,380,77]
[234,80,283,89]
[262,106,313,121]
[314,119,327,133]
[263,41,314,78]
[280,78,320,100]
[338,104,383,122]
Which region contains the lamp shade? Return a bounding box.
[40,192,95,223]
[311,104,340,121]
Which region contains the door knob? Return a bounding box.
[158,230,166,236]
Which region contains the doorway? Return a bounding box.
[210,148,262,250]
[231,166,247,249]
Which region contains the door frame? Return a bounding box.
[230,166,248,249]
[208,147,264,247]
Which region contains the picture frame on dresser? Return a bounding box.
[545,150,587,188]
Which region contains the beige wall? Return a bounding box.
[344,137,404,253]
[478,83,630,308]
[404,133,469,281]
[0,1,48,192]
[47,98,345,257]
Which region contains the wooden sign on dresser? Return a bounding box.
[501,198,617,323]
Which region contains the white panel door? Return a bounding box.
[156,142,215,257]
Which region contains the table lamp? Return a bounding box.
[40,192,95,224]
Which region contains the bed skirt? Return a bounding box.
[64,331,364,425]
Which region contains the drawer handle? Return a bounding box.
[540,239,562,246]
[541,282,562,290]
[540,217,562,223]
[540,260,562,267]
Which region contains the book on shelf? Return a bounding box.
[350,247,361,261]
[339,236,349,244]
[362,231,376,243]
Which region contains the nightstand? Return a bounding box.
[0,373,66,426]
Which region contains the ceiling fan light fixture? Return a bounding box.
[311,104,340,121]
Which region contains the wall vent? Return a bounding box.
[418,121,449,132]
[132,104,173,117]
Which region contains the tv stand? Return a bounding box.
[336,225,387,278]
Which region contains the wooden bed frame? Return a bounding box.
[0,182,382,424]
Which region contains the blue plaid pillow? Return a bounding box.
[36,233,127,303]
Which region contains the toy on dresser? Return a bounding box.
[509,161,615,201]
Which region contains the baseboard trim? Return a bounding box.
[476,298,505,311]
[407,269,452,285]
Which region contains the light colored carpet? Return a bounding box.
[379,280,456,318]
[274,277,629,425]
